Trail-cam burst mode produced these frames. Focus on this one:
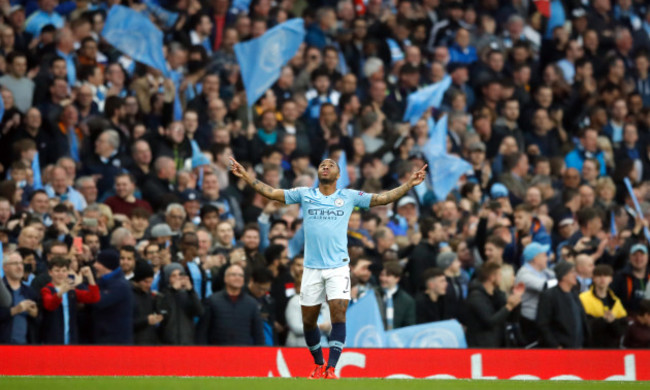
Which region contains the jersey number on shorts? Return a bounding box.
[342,276,350,294]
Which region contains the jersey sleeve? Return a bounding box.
[283,187,307,205]
[350,189,372,208]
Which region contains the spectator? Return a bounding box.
[565,128,607,176]
[465,263,524,347]
[81,130,126,198]
[91,249,134,345]
[612,243,650,315]
[104,173,153,217]
[119,246,137,280]
[40,257,99,344]
[197,264,264,345]
[580,264,627,348]
[0,252,39,344]
[415,268,452,324]
[157,263,203,345]
[515,243,557,344]
[131,260,163,345]
[377,262,415,330]
[505,204,551,267]
[246,267,276,346]
[0,52,34,113]
[142,157,179,212]
[623,299,650,348]
[537,261,589,348]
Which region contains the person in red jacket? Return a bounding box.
[40,256,100,344]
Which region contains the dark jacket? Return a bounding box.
[91,268,134,345]
[465,282,511,347]
[197,290,264,346]
[132,285,163,345]
[537,286,590,348]
[406,241,439,294]
[415,292,452,324]
[81,152,127,198]
[141,176,179,212]
[0,278,39,344]
[612,265,650,316]
[376,287,416,330]
[158,287,203,345]
[40,283,100,344]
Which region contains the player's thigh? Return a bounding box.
[324,265,351,303]
[300,267,327,307]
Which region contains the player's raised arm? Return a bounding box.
[229,156,286,203]
[369,164,428,207]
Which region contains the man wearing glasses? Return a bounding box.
[0,252,39,344]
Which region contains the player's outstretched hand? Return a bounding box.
[408,164,428,188]
[229,156,247,179]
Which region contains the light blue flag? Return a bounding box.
[385,320,467,348]
[0,92,4,122]
[32,152,42,190]
[336,151,350,189]
[425,114,447,156]
[190,139,210,169]
[623,178,650,242]
[235,18,305,107]
[610,210,617,237]
[231,0,251,13]
[101,5,169,77]
[403,75,452,125]
[427,153,472,201]
[0,242,3,278]
[142,0,179,29]
[346,290,386,348]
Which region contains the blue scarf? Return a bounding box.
[55,286,70,345]
[257,129,278,145]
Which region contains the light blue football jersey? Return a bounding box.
[284,187,372,269]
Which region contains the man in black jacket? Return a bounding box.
[142,156,180,212]
[197,264,264,345]
[91,249,134,345]
[406,217,445,293]
[131,260,163,345]
[465,263,523,347]
[537,261,590,348]
[415,268,452,324]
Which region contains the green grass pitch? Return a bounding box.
[1,377,649,390]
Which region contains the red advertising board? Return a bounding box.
[0,347,647,380]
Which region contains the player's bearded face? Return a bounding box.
[318,160,339,184]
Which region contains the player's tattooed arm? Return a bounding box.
[230,156,285,203]
[369,164,428,207]
[369,183,412,207]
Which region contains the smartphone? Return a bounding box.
[488,200,502,211]
[82,218,98,227]
[158,310,168,316]
[67,274,75,285]
[73,237,83,253]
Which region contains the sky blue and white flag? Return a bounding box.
[142,0,179,29]
[427,153,472,201]
[403,75,451,125]
[426,114,447,155]
[32,152,42,190]
[336,151,350,189]
[346,290,385,348]
[624,178,650,242]
[101,5,169,77]
[235,18,305,106]
[385,320,467,348]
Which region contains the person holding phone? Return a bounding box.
[40,256,99,344]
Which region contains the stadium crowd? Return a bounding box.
[1,0,650,349]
